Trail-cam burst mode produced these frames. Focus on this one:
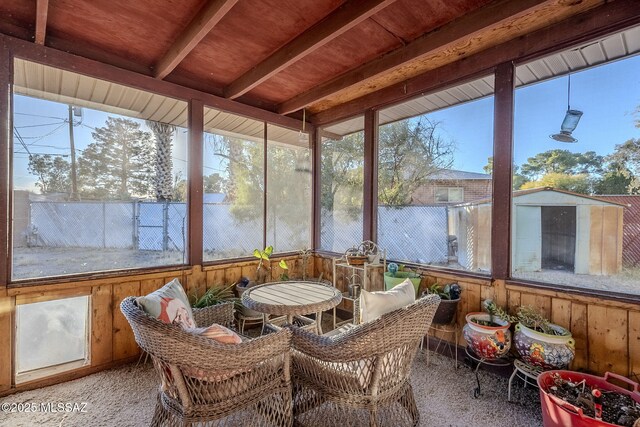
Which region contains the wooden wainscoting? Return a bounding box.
[314,254,640,378]
[0,253,314,396]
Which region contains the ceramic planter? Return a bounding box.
[514,323,575,370]
[463,312,512,360]
[432,298,460,325]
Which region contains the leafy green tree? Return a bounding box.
[520,172,591,194]
[520,149,603,181]
[378,118,455,205]
[321,132,364,218]
[604,138,640,193]
[484,156,529,190]
[78,117,154,200]
[204,173,226,194]
[27,154,71,194]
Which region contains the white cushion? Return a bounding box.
[359,279,416,323]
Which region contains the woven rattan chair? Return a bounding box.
[120,298,293,426]
[288,294,441,427]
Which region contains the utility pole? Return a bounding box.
[68,105,79,200]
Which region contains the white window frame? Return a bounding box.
[435,187,464,203]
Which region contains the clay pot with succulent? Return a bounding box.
[463,299,512,360]
[487,303,575,370]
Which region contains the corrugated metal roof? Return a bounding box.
[326,25,640,137]
[461,187,629,206]
[427,169,492,181]
[14,58,189,126]
[13,58,307,148]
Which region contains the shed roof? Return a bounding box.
[426,169,492,181]
[458,187,629,207]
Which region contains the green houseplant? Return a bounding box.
[423,282,461,324]
[191,283,240,310]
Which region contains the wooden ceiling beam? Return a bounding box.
[224,0,398,100]
[277,0,561,115]
[310,0,640,126]
[154,0,239,80]
[34,0,49,45]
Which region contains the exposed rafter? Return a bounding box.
[224,0,398,100]
[34,0,49,45]
[310,0,640,125]
[154,0,239,80]
[277,0,570,115]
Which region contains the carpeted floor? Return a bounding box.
[0,350,542,427]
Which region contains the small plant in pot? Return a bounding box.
[384,262,421,296]
[423,282,461,325]
[252,245,273,284]
[463,299,512,360]
[493,305,575,370]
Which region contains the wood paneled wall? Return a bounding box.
[0,254,314,397]
[2,253,638,397]
[316,254,640,378]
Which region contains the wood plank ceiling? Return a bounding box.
[0,0,613,121]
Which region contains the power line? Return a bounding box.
[13,128,31,157]
[15,112,67,120]
[15,121,66,129]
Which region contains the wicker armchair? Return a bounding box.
[288,294,441,427]
[120,298,293,426]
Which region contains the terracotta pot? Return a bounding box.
[514,323,575,370]
[463,312,511,360]
[432,298,459,325]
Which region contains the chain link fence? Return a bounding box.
[320,205,450,265]
[378,206,449,264]
[28,202,453,266]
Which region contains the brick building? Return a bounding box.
[411,169,492,205]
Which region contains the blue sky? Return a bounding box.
[12,53,640,191]
[427,53,640,174]
[12,97,188,191]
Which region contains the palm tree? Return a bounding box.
[146,121,176,201]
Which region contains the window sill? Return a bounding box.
[505,278,640,306]
[8,264,191,290]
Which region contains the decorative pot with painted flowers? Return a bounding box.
[514,323,575,370]
[463,312,512,360]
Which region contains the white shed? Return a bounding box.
[449,188,626,275]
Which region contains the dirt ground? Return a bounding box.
[12,247,185,280]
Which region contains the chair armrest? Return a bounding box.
[192,302,234,328]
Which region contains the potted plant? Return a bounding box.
[277,259,289,281]
[192,283,240,310]
[423,282,461,325]
[492,305,575,370]
[253,245,273,284]
[463,299,512,360]
[384,262,421,296]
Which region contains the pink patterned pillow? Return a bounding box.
[190,324,242,344]
[183,324,242,382]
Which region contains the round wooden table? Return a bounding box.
[242,281,342,334]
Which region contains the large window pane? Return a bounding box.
[320,117,365,253]
[377,76,495,273]
[512,27,640,295]
[266,124,311,252]
[203,108,264,261]
[12,59,188,280]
